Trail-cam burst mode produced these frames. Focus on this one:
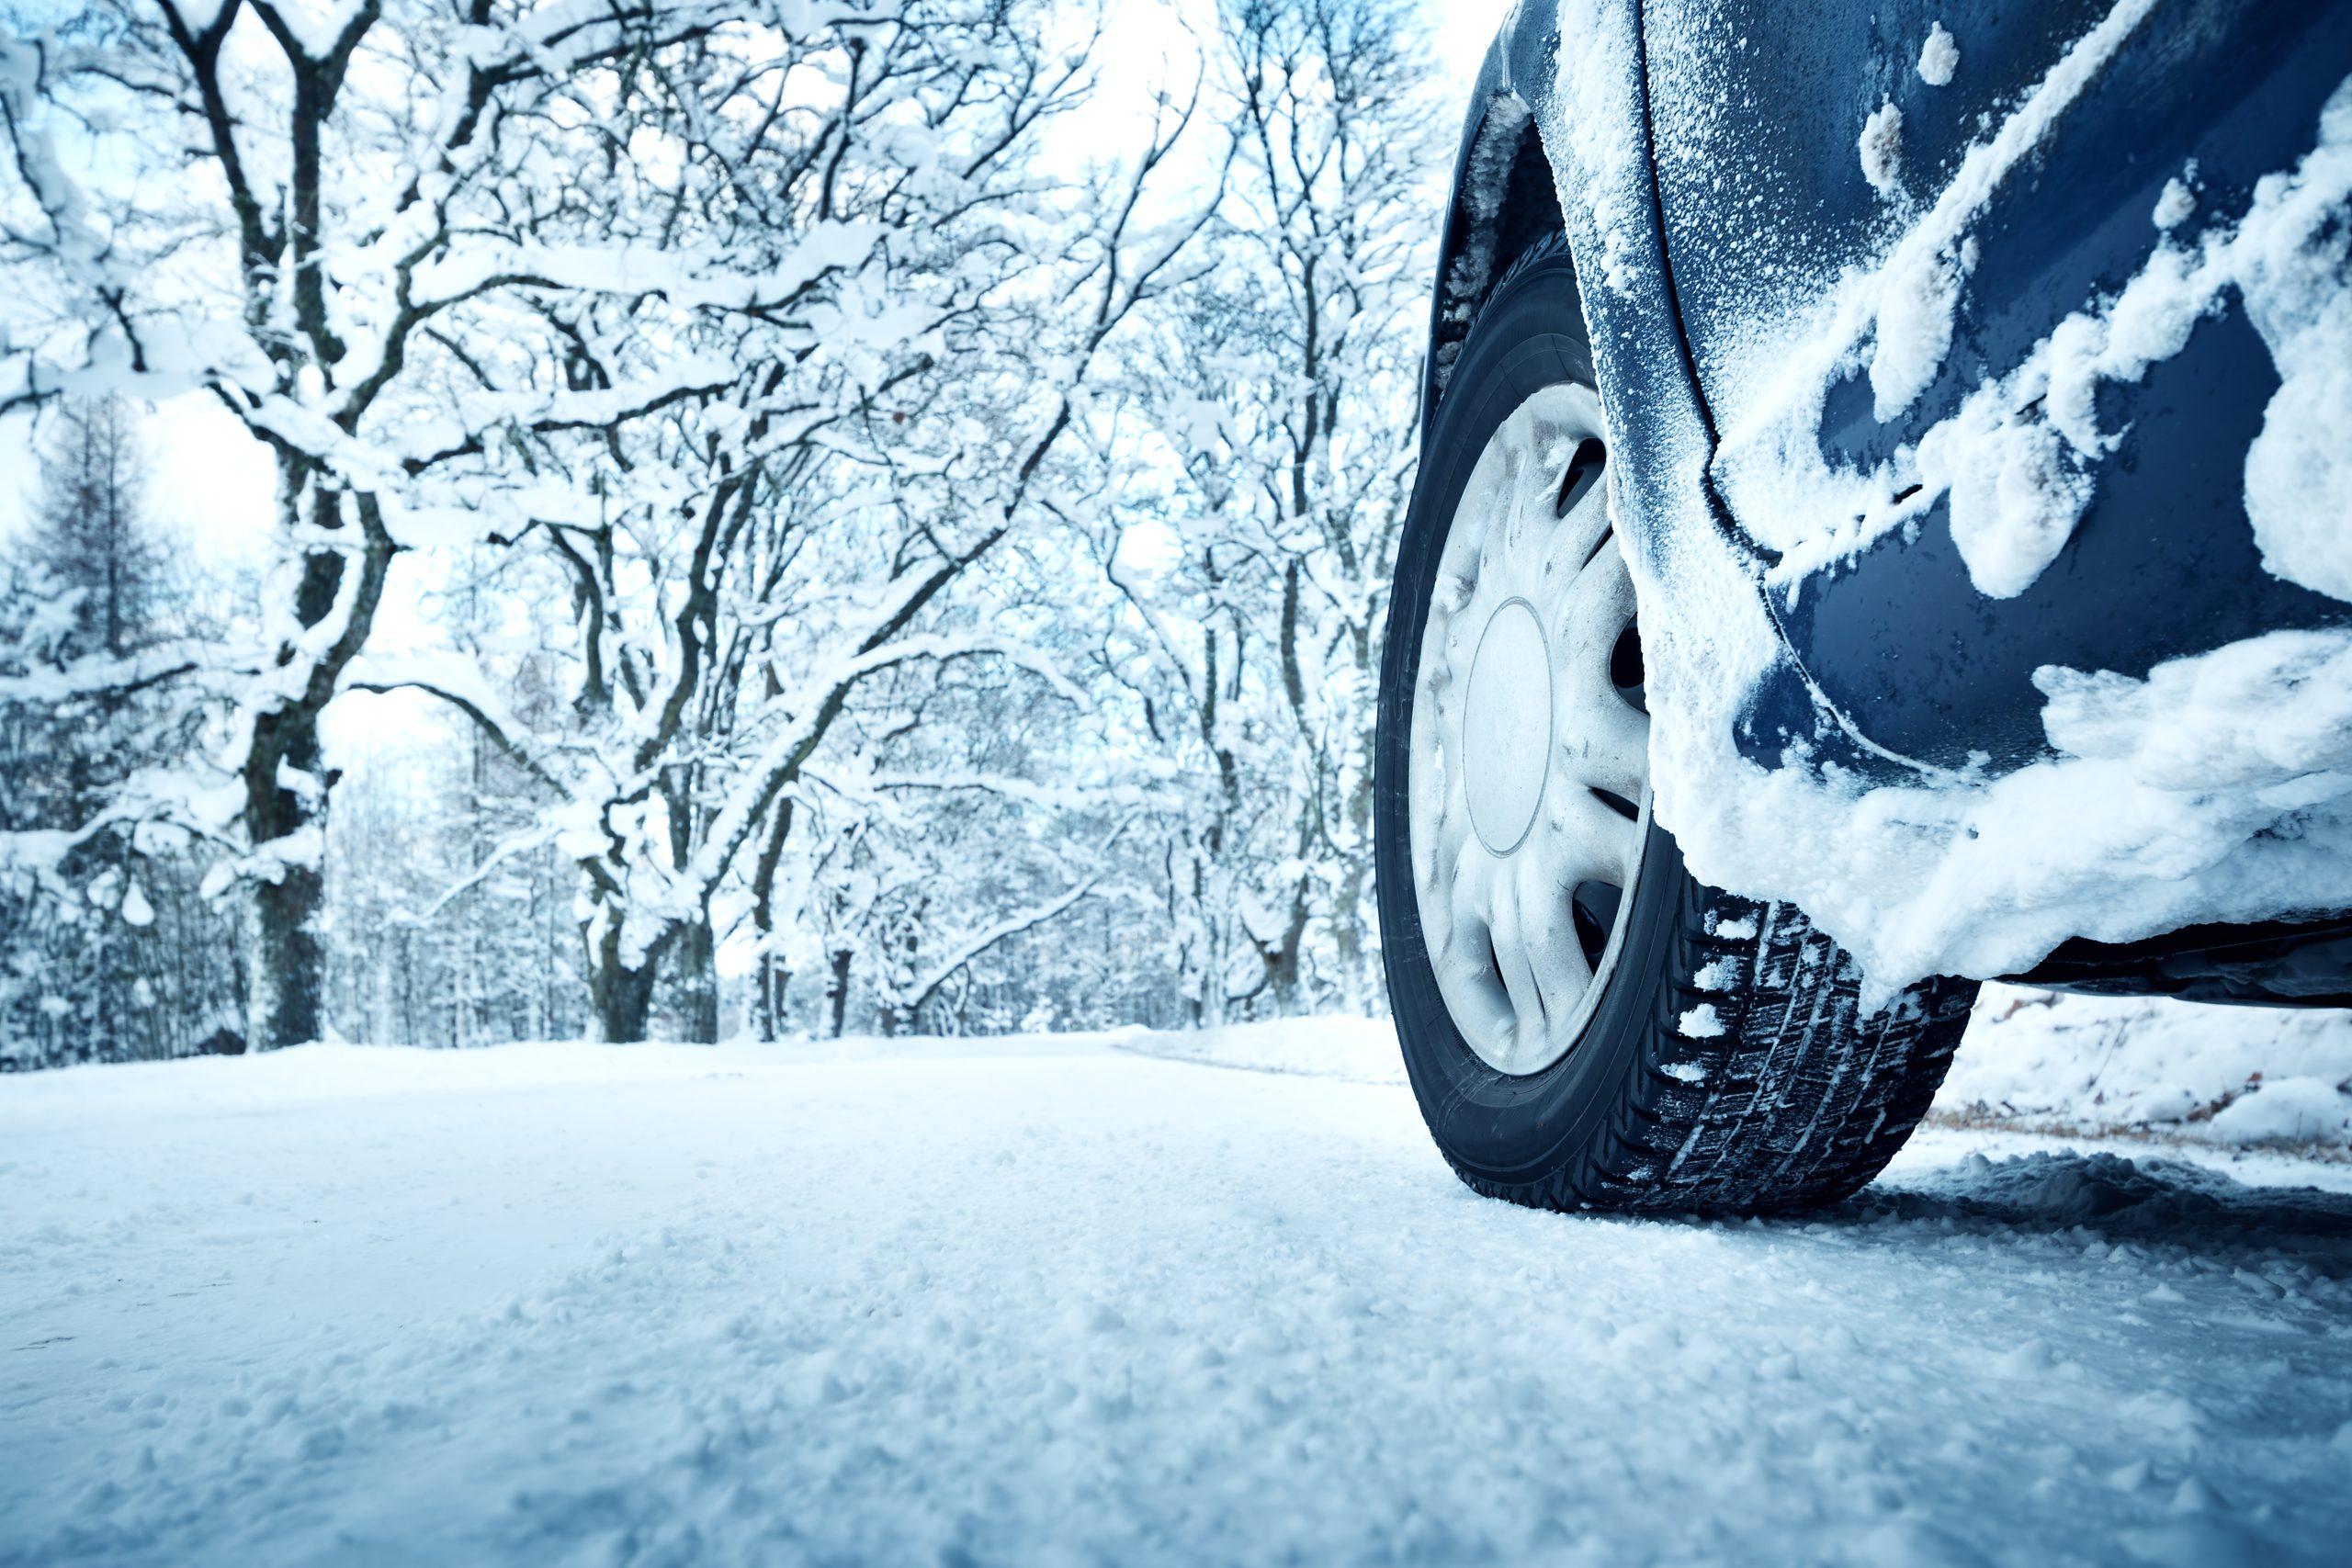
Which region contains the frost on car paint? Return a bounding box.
[1546,6,2352,1002]
[1705,0,2167,560]
[1553,0,1652,299]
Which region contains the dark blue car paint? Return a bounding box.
[1431,0,2352,779]
[1649,0,2352,772]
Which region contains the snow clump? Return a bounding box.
[2153,171,2196,230]
[1679,1003,1726,1039]
[1917,23,1960,87]
[1859,100,1904,197]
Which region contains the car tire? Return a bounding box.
[1374,234,1978,1215]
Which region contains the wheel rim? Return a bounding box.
[1408,381,1650,1077]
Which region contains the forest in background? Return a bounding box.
[0,0,1440,1066]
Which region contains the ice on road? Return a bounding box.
[4,1029,2350,1567]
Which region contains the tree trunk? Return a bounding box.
[241,704,327,1050]
[671,909,720,1043]
[591,955,657,1044]
[749,800,796,1042]
[879,902,923,1037]
[243,873,324,1050]
[1264,876,1312,1015]
[1331,759,1378,1011]
[755,955,791,1042]
[825,947,854,1039]
[1330,858,1374,1012]
[235,478,391,1051]
[585,908,661,1043]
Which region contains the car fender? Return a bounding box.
[1417,1,2352,992]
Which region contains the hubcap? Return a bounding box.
[1463,599,1552,855]
[1408,382,1650,1077]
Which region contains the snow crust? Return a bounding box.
[5,1030,2350,1564]
[1663,626,2352,997]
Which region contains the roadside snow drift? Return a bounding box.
[6,1028,2351,1566]
[1947,984,2352,1149]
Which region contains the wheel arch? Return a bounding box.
[1419,3,1738,589]
[1422,88,1566,432]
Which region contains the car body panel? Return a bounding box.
[1643,0,2352,770]
[1421,0,2352,995]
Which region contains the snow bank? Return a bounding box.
[1941,985,2352,1151]
[1105,1015,1405,1083]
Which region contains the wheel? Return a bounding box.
[1374,236,1977,1215]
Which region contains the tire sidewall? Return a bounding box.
[1375,247,1690,1188]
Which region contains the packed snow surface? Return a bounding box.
[6,1025,2352,1566]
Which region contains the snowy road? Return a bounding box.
[4,1030,2350,1567]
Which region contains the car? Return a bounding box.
[1374,0,2352,1214]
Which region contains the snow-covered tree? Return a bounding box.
[352,3,1218,1042]
[17,398,164,661]
[322,697,580,1047]
[779,617,1156,1038]
[0,3,1438,1059]
[1093,0,1435,1020]
[0,398,237,1066]
[0,0,824,1047]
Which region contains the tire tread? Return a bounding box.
[1442,880,1973,1215]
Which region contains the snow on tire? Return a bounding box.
[1374,235,1978,1214]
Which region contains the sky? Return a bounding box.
[0,0,1516,558]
